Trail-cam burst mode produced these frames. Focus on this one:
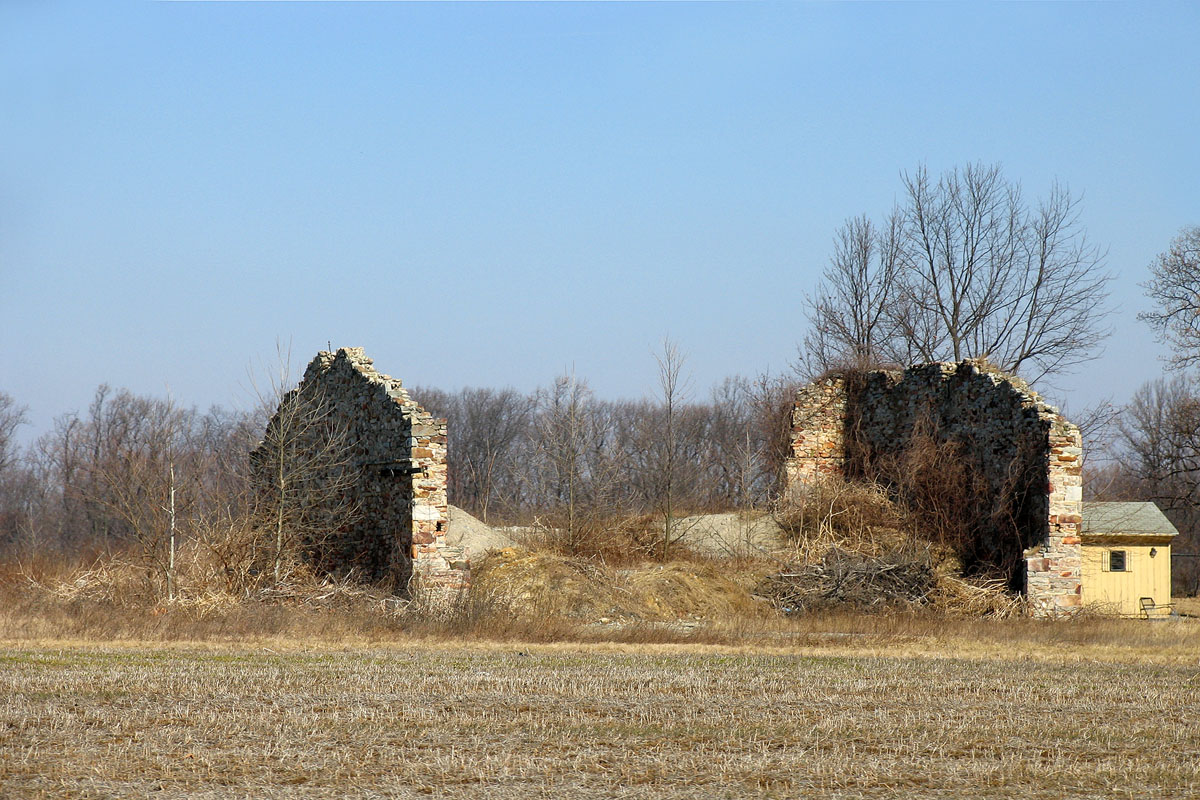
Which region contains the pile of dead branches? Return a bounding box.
[756,549,936,614]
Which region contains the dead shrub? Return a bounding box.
[869,424,987,559]
[515,512,695,567]
[927,573,1025,618]
[770,420,1030,614]
[757,548,1023,618]
[774,479,912,561]
[20,555,158,608]
[873,420,1043,588]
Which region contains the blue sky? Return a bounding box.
[3,1,1199,441]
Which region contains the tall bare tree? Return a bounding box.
[802,212,903,375]
[805,163,1111,382]
[644,339,696,560]
[453,388,532,522]
[1141,225,1200,371]
[250,351,359,585]
[1117,376,1200,593]
[0,393,32,552]
[527,372,619,552]
[0,392,26,476]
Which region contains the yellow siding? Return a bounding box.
[1081,543,1172,617]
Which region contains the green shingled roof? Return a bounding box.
[1082,502,1179,537]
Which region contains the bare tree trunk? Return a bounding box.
[653,338,691,561]
[168,462,176,601]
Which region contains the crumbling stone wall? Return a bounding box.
[785,361,1082,617]
[254,347,468,597]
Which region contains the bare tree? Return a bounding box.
[643,338,696,560]
[726,371,802,502]
[438,387,532,523]
[1141,225,1200,371]
[0,392,33,552]
[805,163,1111,382]
[700,378,762,509]
[1118,377,1200,508]
[42,386,202,597]
[249,346,360,585]
[462,388,533,522]
[1117,376,1200,594]
[0,392,27,476]
[527,372,618,552]
[801,213,903,376]
[1066,398,1122,500]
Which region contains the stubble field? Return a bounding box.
[4,630,1200,799]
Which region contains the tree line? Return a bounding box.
[0,350,798,569]
[414,356,797,557]
[0,162,1196,593]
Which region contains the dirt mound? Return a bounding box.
[471,548,645,621]
[471,547,770,622]
[452,510,788,562]
[624,562,767,619]
[446,506,517,555]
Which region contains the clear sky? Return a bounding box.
[3,1,1199,442]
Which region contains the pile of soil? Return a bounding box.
[448,506,790,561]
[470,547,771,623]
[670,512,789,558]
[446,506,518,555]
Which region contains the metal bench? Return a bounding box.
[1140,596,1178,619]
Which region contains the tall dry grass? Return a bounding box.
[5,542,1200,667]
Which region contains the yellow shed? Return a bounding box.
[1081,502,1177,618]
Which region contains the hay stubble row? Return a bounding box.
[3,643,1199,798]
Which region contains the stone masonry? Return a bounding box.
[254,347,468,598]
[784,361,1082,617]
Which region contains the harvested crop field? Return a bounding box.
[4,639,1200,799]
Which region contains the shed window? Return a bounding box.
[1109,550,1127,572]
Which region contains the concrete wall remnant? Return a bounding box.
[784,360,1082,617]
[252,347,468,598]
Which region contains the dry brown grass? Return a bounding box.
[776,479,913,560]
[8,544,1200,796]
[6,552,1200,796]
[3,638,1200,799]
[1175,596,1200,617]
[466,546,771,625]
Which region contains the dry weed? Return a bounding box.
[772,478,1025,615]
[775,479,913,561]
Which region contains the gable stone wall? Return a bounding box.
[253,347,468,597]
[785,361,1082,617]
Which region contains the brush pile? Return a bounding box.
[756,549,936,613]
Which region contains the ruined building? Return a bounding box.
[785,361,1082,617]
[252,347,468,597]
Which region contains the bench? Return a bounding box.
[1140,596,1177,620]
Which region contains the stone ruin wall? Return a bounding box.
[259,347,468,598]
[785,361,1082,617]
